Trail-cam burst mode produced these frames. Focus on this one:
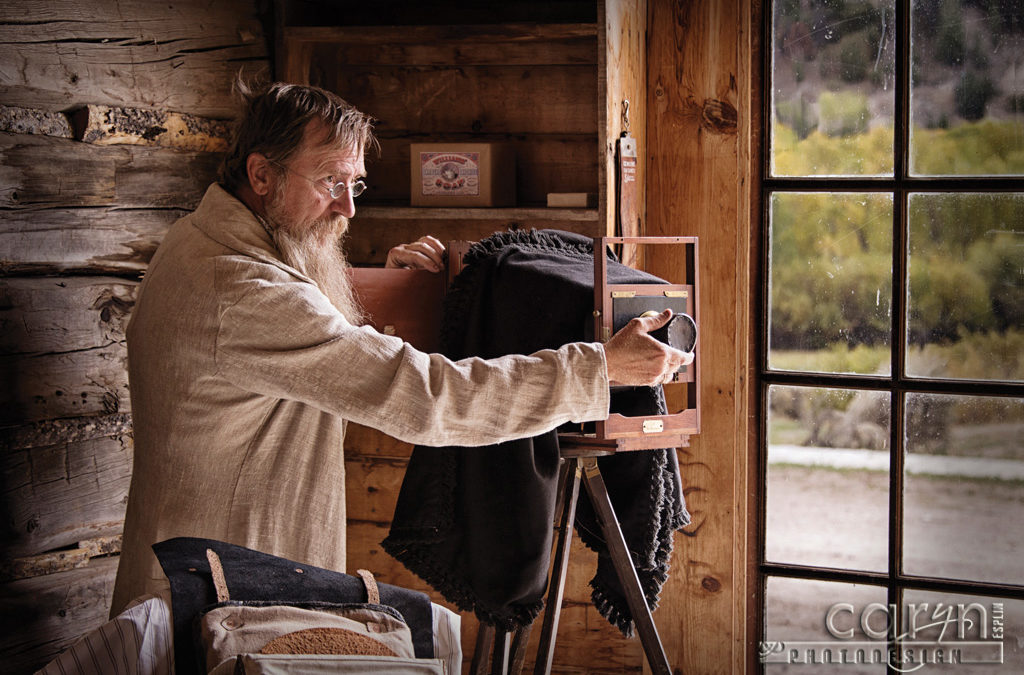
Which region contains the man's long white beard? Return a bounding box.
[265,190,365,325]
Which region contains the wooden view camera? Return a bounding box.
[561,235,700,453]
[349,235,700,453]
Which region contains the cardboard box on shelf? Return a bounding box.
[410,143,516,207]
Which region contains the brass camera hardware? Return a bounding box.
[642,419,665,434]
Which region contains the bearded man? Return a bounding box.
[111,81,689,614]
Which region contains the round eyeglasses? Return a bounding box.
[270,160,367,199]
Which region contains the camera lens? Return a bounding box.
[648,312,697,352]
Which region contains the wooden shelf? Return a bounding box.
[281,0,645,264]
[354,206,599,221]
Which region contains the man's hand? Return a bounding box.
[385,235,446,272]
[603,308,695,386]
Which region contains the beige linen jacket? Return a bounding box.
[111,184,611,614]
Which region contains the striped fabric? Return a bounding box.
[37,595,173,675]
[431,603,462,672]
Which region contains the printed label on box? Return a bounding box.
[419,151,480,196]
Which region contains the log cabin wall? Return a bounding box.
[0,2,269,671]
[1,1,756,674]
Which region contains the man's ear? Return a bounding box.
[246,153,274,197]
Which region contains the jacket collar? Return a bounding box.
[191,183,317,284]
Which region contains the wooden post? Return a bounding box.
[645,1,756,672]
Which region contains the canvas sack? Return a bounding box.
[199,550,442,674]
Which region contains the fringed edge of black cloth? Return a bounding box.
[382,229,690,635]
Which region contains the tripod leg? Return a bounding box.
[491,630,510,674]
[579,457,672,675]
[470,624,494,675]
[533,457,582,675]
[509,624,532,674]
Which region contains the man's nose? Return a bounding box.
[333,191,356,218]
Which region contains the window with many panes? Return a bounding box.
[759,1,1022,672]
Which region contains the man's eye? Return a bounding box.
[323,176,335,184]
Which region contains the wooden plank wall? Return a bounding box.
[0,2,268,672]
[646,1,756,673]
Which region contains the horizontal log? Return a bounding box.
[0,555,118,675]
[0,277,137,356]
[0,548,89,581]
[0,0,267,118]
[79,534,122,560]
[0,412,132,453]
[0,207,179,275]
[0,276,134,424]
[0,535,122,582]
[0,131,219,209]
[0,342,130,425]
[71,104,229,152]
[1,433,132,558]
[0,104,72,138]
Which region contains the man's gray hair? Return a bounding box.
[219,78,378,192]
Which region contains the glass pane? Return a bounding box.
[910,1,1024,176]
[906,193,1024,382]
[768,192,893,374]
[766,385,890,571]
[903,393,1024,585]
[901,590,1023,672]
[770,0,895,176]
[763,577,888,672]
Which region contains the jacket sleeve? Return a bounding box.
[213,259,610,448]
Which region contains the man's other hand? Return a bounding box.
[385,235,445,272]
[603,308,695,386]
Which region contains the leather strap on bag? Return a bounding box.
[206,549,383,609]
[356,569,380,604]
[356,568,384,632]
[207,549,230,602]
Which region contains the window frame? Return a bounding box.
[755,1,1024,671]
